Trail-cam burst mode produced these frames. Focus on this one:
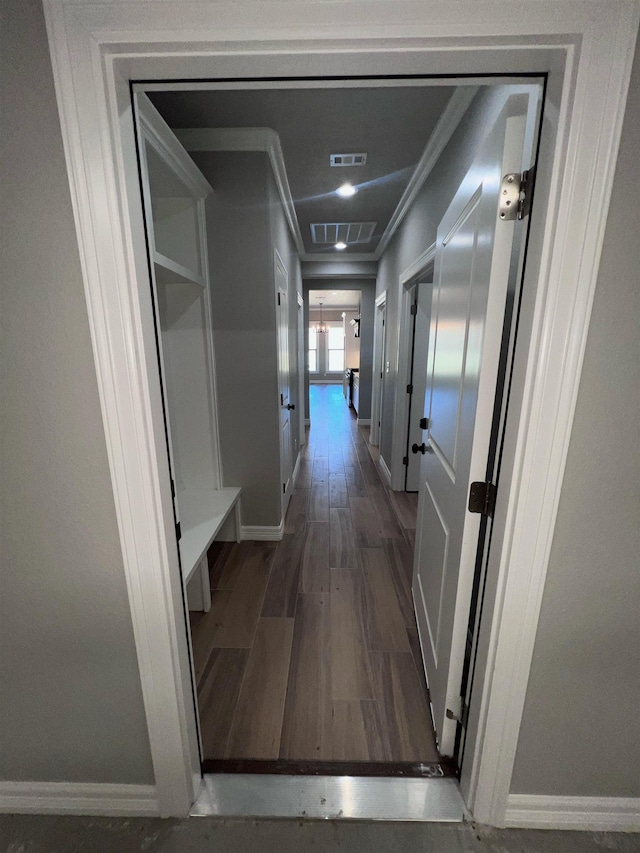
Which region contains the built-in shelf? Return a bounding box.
[154,250,205,287]
[178,487,242,584]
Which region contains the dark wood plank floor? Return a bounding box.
[189,384,435,764]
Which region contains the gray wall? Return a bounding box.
[303,281,376,421]
[195,151,280,527]
[0,0,154,784]
[195,150,302,527]
[510,42,640,798]
[375,85,515,470]
[268,167,304,468]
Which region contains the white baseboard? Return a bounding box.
[292,451,301,487]
[378,454,392,486]
[241,520,284,541]
[505,794,640,832]
[0,781,159,816]
[357,418,371,426]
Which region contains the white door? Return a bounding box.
[412,99,538,756]
[406,281,432,492]
[276,252,293,516]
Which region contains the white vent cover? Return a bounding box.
[310,222,377,245]
[330,153,367,167]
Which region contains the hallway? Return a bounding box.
[189,384,437,768]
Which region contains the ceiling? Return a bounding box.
[309,290,360,310]
[149,84,459,259]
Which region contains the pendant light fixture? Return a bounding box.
[315,301,327,334]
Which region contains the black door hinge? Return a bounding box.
[410,302,418,316]
[283,483,286,494]
[468,481,497,517]
[419,417,430,430]
[406,384,413,394]
[175,521,182,542]
[277,292,281,305]
[446,696,469,728]
[402,455,408,466]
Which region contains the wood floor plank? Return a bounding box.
[406,625,430,700]
[360,548,411,653]
[329,507,359,568]
[388,490,418,531]
[329,472,349,508]
[360,459,383,487]
[329,700,388,761]
[209,543,273,648]
[312,456,329,482]
[308,481,329,522]
[191,590,232,683]
[330,569,375,700]
[209,540,258,590]
[301,522,331,593]
[344,465,367,497]
[226,618,294,759]
[284,488,309,534]
[279,593,332,760]
[328,455,345,475]
[349,496,382,548]
[261,532,304,618]
[368,487,405,538]
[381,537,416,630]
[198,647,248,759]
[370,650,439,762]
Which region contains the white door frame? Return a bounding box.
[390,244,437,489]
[369,291,387,447]
[43,0,639,822]
[297,293,305,450]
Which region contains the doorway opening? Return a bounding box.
[133,73,542,808]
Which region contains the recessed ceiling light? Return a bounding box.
[336,183,357,198]
[335,242,347,250]
[332,291,338,295]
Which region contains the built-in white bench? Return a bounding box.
[179,487,242,612]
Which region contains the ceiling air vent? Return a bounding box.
[311,222,377,245]
[330,153,367,167]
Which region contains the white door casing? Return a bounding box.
[406,281,433,492]
[42,0,639,822]
[276,250,293,515]
[297,293,305,450]
[413,99,536,756]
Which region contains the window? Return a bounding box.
[308,326,318,373]
[327,324,345,372]
[309,321,344,374]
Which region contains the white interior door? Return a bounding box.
[412,99,538,756]
[276,252,293,516]
[406,281,433,491]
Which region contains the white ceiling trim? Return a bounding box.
[175,85,476,264]
[175,126,306,256]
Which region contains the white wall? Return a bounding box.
[510,42,640,798]
[0,0,154,784]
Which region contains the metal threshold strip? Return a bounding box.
[191,774,467,821]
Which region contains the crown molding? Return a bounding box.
[176,127,305,256]
[175,87,477,266]
[374,86,478,258]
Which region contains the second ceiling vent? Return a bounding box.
[310,222,377,245]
